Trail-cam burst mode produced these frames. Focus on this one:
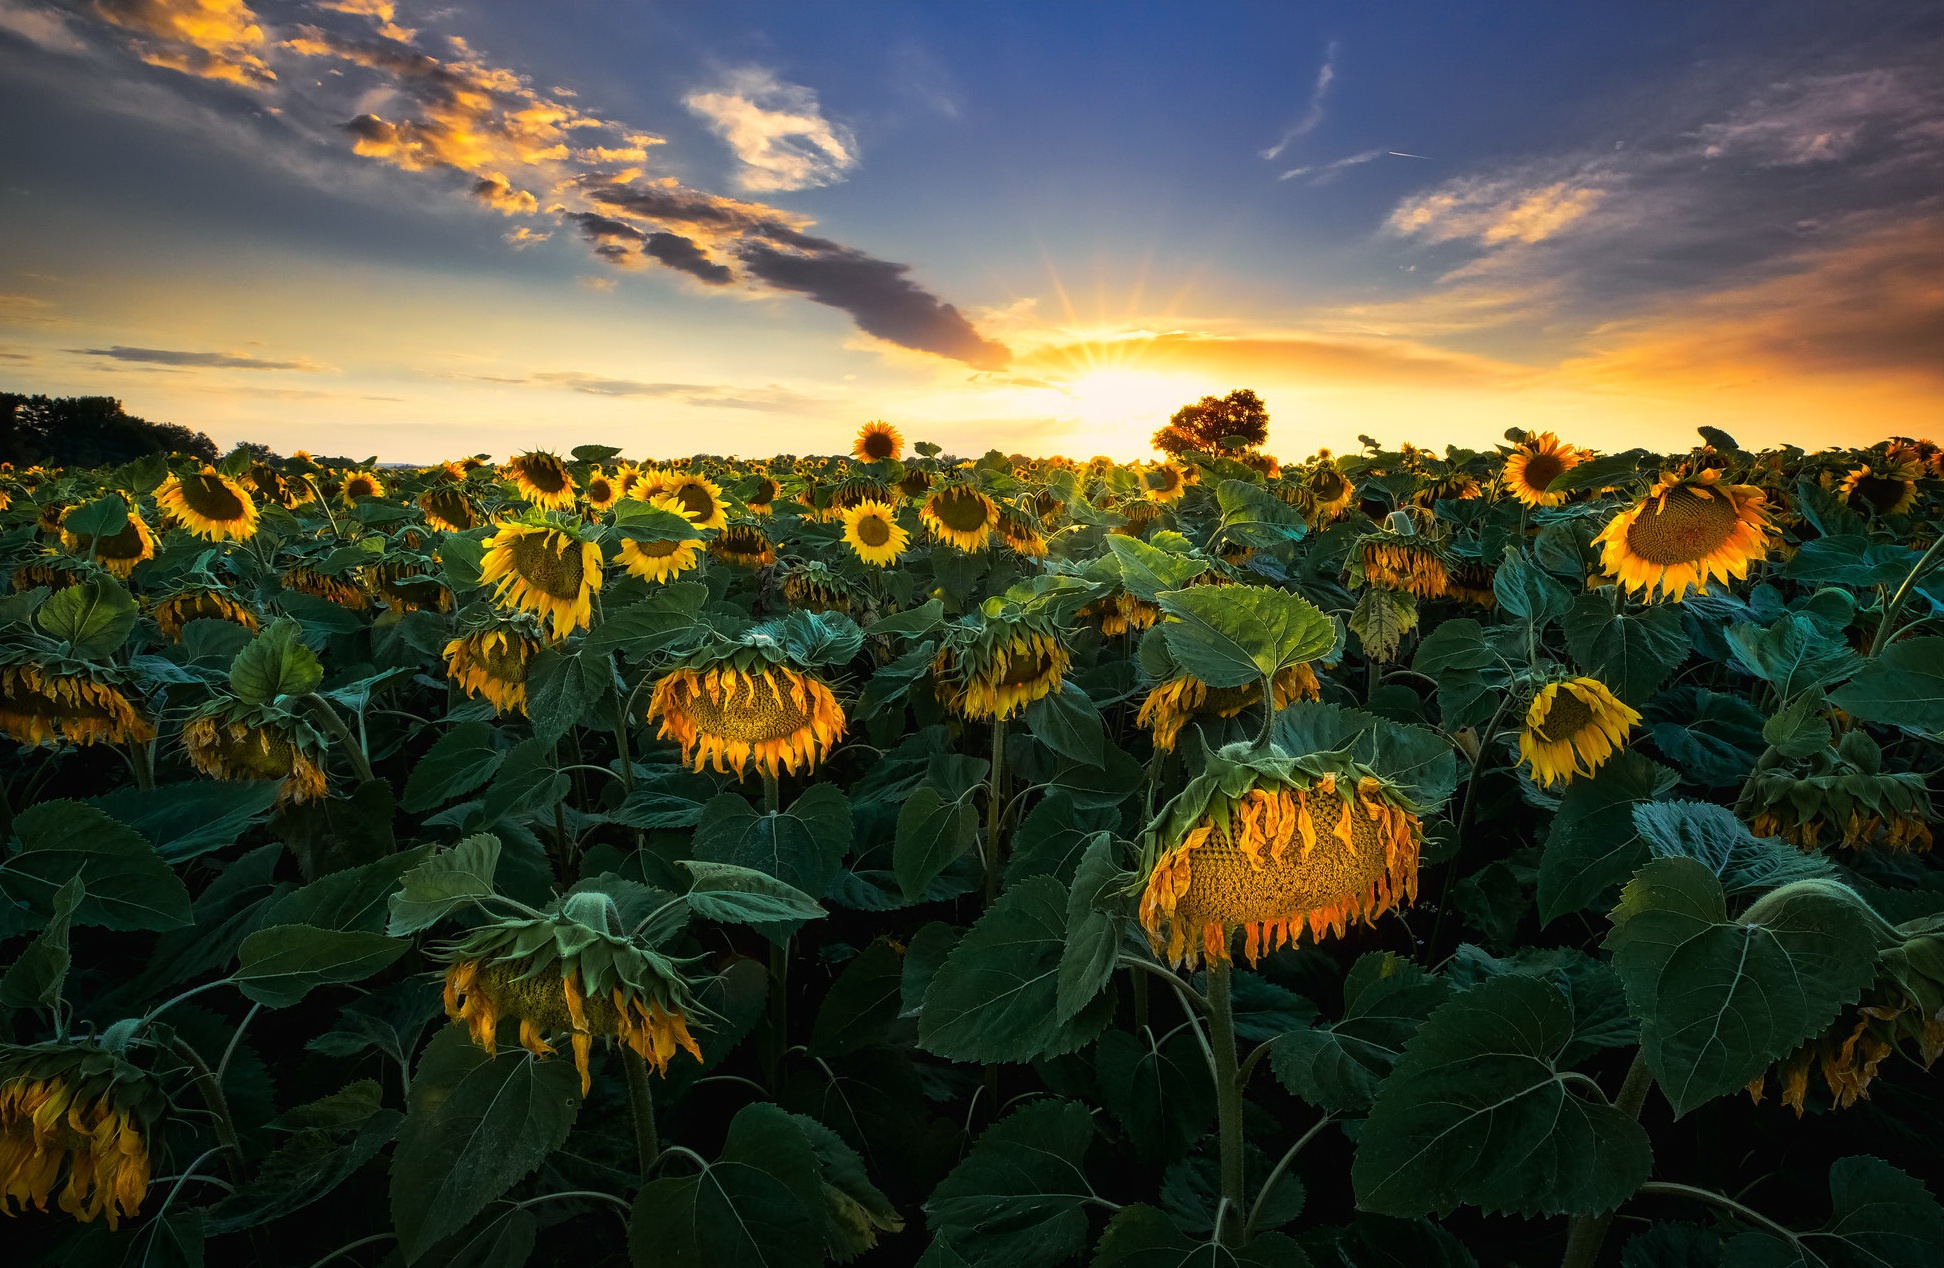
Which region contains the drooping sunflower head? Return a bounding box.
[182,711,328,804]
[1417,471,1483,505]
[582,466,621,512]
[782,562,853,614]
[340,470,386,504]
[1838,458,1923,518]
[375,561,452,613]
[996,509,1049,558]
[244,463,286,506]
[659,473,729,531]
[618,496,707,583]
[1137,663,1323,753]
[11,557,82,593]
[854,419,904,463]
[1740,739,1934,853]
[647,661,847,779]
[1303,462,1356,520]
[419,485,480,532]
[1594,469,1773,603]
[921,483,998,552]
[151,587,258,642]
[931,617,1070,721]
[1445,557,1498,607]
[503,450,577,511]
[0,1041,164,1228]
[1138,745,1423,967]
[841,499,908,567]
[0,663,154,748]
[1349,529,1450,599]
[709,523,777,569]
[823,477,893,523]
[479,519,603,638]
[58,504,155,578]
[1518,677,1640,788]
[743,473,780,515]
[1145,462,1187,503]
[154,468,259,541]
[1502,432,1584,507]
[34,500,70,536]
[897,464,935,502]
[281,565,369,611]
[1116,499,1163,538]
[445,625,540,715]
[438,898,707,1092]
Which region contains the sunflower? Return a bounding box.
[659,473,729,531]
[34,500,69,536]
[0,1042,163,1228]
[0,664,153,748]
[1302,462,1356,520]
[647,662,847,779]
[1116,500,1163,539]
[619,498,706,583]
[1352,533,1449,598]
[503,450,577,511]
[1139,748,1423,967]
[782,565,851,614]
[479,520,602,637]
[1502,432,1585,507]
[58,505,155,578]
[996,510,1049,558]
[743,474,780,516]
[438,895,705,1093]
[841,500,908,567]
[582,466,622,512]
[281,566,369,611]
[1445,558,1497,608]
[151,588,258,641]
[1518,678,1640,787]
[1137,663,1323,752]
[854,419,904,463]
[11,559,81,593]
[445,626,539,715]
[1740,760,1934,853]
[1145,462,1187,503]
[182,713,328,804]
[710,524,776,569]
[374,562,452,613]
[340,470,386,503]
[1088,592,1162,637]
[921,483,998,552]
[244,463,286,506]
[1418,472,1483,504]
[1838,458,1922,518]
[154,468,259,541]
[419,486,480,532]
[1593,470,1772,602]
[897,465,935,502]
[932,623,1070,721]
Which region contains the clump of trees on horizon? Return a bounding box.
[0,392,219,468]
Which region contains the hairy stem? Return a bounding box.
[1208,960,1245,1247]
[1559,1048,1656,1268]
[984,716,1009,906]
[1871,534,1944,657]
[165,1036,246,1177]
[622,1048,659,1179]
[304,693,376,785]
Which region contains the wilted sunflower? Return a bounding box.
[151,587,258,641]
[710,524,776,569]
[340,469,386,503]
[58,505,155,578]
[154,467,259,541]
[996,510,1049,558]
[1594,470,1772,602]
[419,485,480,532]
[446,626,539,715]
[1139,746,1423,966]
[619,498,706,583]
[182,712,328,804]
[374,562,452,613]
[281,566,368,611]
[659,473,729,531]
[743,473,780,515]
[921,483,998,552]
[648,661,846,779]
[582,466,622,512]
[11,558,81,593]
[897,465,935,502]
[1417,472,1483,504]
[1116,500,1163,538]
[1502,432,1584,507]
[34,500,70,536]
[1145,462,1187,503]
[1445,558,1498,607]
[0,664,153,748]
[479,520,602,637]
[1740,745,1934,853]
[1138,664,1323,752]
[854,419,904,462]
[1838,457,1923,518]
[0,1042,163,1228]
[1301,461,1356,520]
[1351,530,1449,598]
[782,563,852,614]
[932,619,1070,720]
[1086,591,1163,638]
[439,894,706,1092]
[503,450,577,511]
[1518,677,1639,787]
[841,500,908,567]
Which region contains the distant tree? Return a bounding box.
[0,393,218,467]
[1152,389,1270,457]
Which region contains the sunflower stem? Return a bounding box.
[1207,960,1245,1248]
[128,738,155,790]
[765,938,790,1090]
[1256,672,1277,751]
[612,666,636,797]
[984,717,1009,906]
[1559,1047,1655,1268]
[304,693,375,785]
[165,1036,247,1178]
[762,770,781,815]
[1870,533,1944,657]
[622,1048,660,1179]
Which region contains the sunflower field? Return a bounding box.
[1,420,1942,1268]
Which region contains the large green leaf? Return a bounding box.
[695,784,852,898]
[1026,681,1106,766]
[391,1028,583,1262]
[1725,614,1863,701]
[1630,800,1834,897]
[1272,952,1449,1113]
[1605,858,1882,1116]
[1718,1156,1944,1268]
[1107,536,1209,600]
[230,617,324,703]
[386,834,501,935]
[269,846,431,933]
[36,576,137,658]
[1352,974,1653,1217]
[1830,637,1944,734]
[810,938,905,1058]
[926,1099,1104,1268]
[90,780,282,863]
[628,1102,824,1268]
[1093,1204,1310,1267]
[1155,585,1334,689]
[1537,752,1676,923]
[0,875,82,1009]
[401,721,504,812]
[1216,479,1309,549]
[1561,596,1690,705]
[206,1082,402,1234]
[235,923,408,1007]
[894,784,980,901]
[680,859,828,925]
[62,493,130,541]
[584,582,710,660]
[1057,832,1123,1021]
[1096,1028,1216,1164]
[0,800,192,931]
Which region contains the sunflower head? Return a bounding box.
[504,451,577,511]
[1138,744,1423,967]
[182,711,328,804]
[1145,462,1187,503]
[0,1041,164,1228]
[1503,432,1584,507]
[1137,663,1322,752]
[1348,528,1450,599]
[1518,677,1640,787]
[439,899,707,1092]
[710,524,776,569]
[58,504,155,578]
[1445,558,1498,608]
[582,467,621,512]
[12,558,82,593]
[0,664,153,748]
[854,420,904,463]
[1740,734,1934,853]
[897,465,935,502]
[1300,462,1355,520]
[921,483,998,552]
[281,565,369,611]
[151,587,258,641]
[479,518,603,638]
[658,473,728,530]
[618,496,707,583]
[340,470,386,504]
[1594,469,1772,603]
[420,485,480,532]
[375,561,452,613]
[647,661,847,779]
[932,613,1071,721]
[743,474,780,515]
[155,468,259,541]
[446,624,540,715]
[996,509,1050,558]
[782,563,853,615]
[841,499,908,567]
[34,500,70,536]
[1838,458,1923,518]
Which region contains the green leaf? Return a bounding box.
[0,875,82,1009]
[628,1102,824,1268]
[926,1099,1102,1268]
[1058,832,1123,1021]
[1094,1204,1310,1267]
[89,780,282,863]
[522,647,587,744]
[1216,479,1309,548]
[1726,614,1863,701]
[1562,596,1691,705]
[0,800,192,931]
[920,875,1114,1062]
[1762,692,1834,759]
[584,583,710,660]
[1413,619,1493,675]
[1547,450,1651,493]
[1493,549,1572,625]
[1830,637,1944,734]
[1630,801,1835,897]
[1717,1156,1944,1268]
[810,938,905,1058]
[392,1028,582,1262]
[694,784,852,898]
[1009,791,1122,886]
[63,493,130,541]
[610,498,707,541]
[1350,587,1417,663]
[1537,752,1677,923]
[894,784,980,902]
[1096,1029,1216,1164]
[402,722,504,813]
[1605,858,1882,1116]
[1155,585,1335,689]
[680,859,828,925]
[868,597,945,639]
[1027,681,1106,766]
[1272,952,1448,1113]
[235,924,408,1007]
[794,1113,905,1260]
[230,617,324,703]
[1107,536,1209,600]
[36,576,137,658]
[205,1084,402,1234]
[386,834,501,935]
[269,846,431,933]
[1352,975,1653,1217]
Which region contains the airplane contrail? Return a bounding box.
[1387,151,1432,159]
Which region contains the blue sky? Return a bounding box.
[2,0,1940,460]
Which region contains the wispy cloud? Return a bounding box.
[1261,41,1338,162]
[1387,175,1606,246]
[1279,147,1385,184]
[0,0,84,52]
[72,345,328,370]
[683,67,858,193]
[90,0,275,88]
[528,372,818,411]
[0,293,65,327]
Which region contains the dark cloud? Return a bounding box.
[563,212,734,285]
[72,345,323,370]
[643,233,733,285]
[530,372,814,410]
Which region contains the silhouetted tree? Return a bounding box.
[0,393,218,467]
[1152,389,1270,457]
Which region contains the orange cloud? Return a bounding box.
[1388,176,1605,246]
[470,172,538,216]
[91,0,275,88]
[1017,329,1523,388]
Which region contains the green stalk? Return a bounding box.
[1871,534,1944,656]
[622,1048,659,1178]
[1559,1048,1655,1268]
[165,1036,246,1177]
[303,693,376,785]
[984,717,1009,905]
[1207,960,1245,1247]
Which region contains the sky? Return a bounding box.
[1,1,1940,463]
